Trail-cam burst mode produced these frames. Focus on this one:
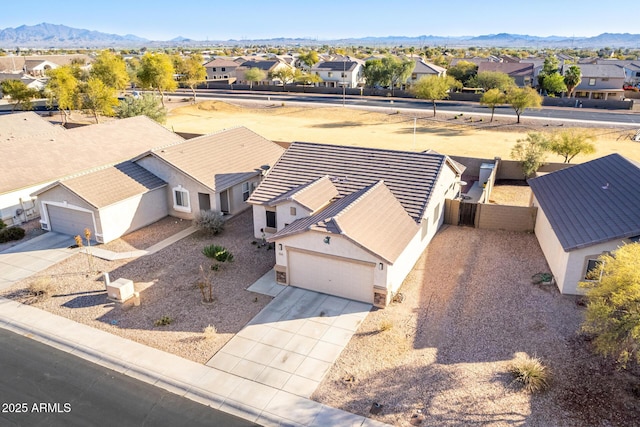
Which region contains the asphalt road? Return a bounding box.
[0,328,259,427]
[169,89,640,127]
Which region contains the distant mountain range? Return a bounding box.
[2,23,640,49]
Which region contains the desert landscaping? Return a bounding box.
[3,99,639,426]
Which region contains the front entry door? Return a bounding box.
[219,190,230,214]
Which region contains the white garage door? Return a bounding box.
[288,250,374,303]
[47,205,96,239]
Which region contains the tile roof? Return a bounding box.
[269,181,418,263]
[248,142,453,222]
[147,126,285,192]
[567,63,625,79]
[203,58,239,68]
[0,114,183,194]
[413,59,446,75]
[529,154,640,251]
[268,175,339,212]
[478,62,535,76]
[35,161,166,209]
[312,61,359,72]
[238,60,280,71]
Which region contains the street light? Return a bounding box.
[342,57,346,107]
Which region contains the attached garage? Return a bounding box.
[46,204,96,239]
[288,250,374,303]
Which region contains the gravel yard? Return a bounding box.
[313,226,640,426]
[2,210,275,364]
[488,180,533,207]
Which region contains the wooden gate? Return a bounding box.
[458,202,477,226]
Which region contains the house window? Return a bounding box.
[328,72,333,78]
[588,78,596,86]
[584,259,603,280]
[341,72,347,78]
[251,181,258,192]
[290,206,297,216]
[173,186,190,213]
[601,77,609,81]
[266,210,276,229]
[242,182,250,201]
[221,67,226,72]
[212,67,217,72]
[411,73,417,80]
[421,220,429,240]
[433,203,441,224]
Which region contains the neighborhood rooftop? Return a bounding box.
[249,141,454,222]
[529,153,640,251]
[145,126,285,192]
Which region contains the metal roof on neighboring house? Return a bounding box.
[145,126,285,193]
[248,141,456,223]
[268,175,339,212]
[0,114,184,194]
[269,180,419,263]
[33,161,166,209]
[529,154,640,251]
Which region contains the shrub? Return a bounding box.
[202,245,234,263]
[154,316,173,327]
[0,226,26,243]
[28,277,53,300]
[0,219,6,230]
[508,356,549,393]
[193,210,225,235]
[379,320,393,332]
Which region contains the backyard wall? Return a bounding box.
[444,199,537,232]
[450,156,571,181]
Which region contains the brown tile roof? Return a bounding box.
[203,58,239,68]
[248,142,453,222]
[477,62,534,76]
[34,161,166,209]
[147,126,285,192]
[268,175,338,212]
[269,181,418,263]
[0,114,183,194]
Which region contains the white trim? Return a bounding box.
[172,185,191,213]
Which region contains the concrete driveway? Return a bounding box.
[0,232,77,290]
[207,286,371,398]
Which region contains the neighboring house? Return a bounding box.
[0,73,46,93]
[133,127,285,220]
[310,60,363,88]
[529,154,640,295]
[203,58,239,83]
[23,59,59,76]
[623,62,640,86]
[407,59,446,85]
[0,113,184,226]
[33,162,167,243]
[248,142,463,307]
[566,63,626,100]
[477,62,535,87]
[0,54,92,75]
[235,60,293,85]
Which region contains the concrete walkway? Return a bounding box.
[209,286,370,399]
[85,226,198,261]
[0,298,388,427]
[0,232,77,290]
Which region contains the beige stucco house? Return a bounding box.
[529,154,640,294]
[248,142,463,307]
[31,126,285,243]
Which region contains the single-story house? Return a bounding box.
[33,126,285,242]
[33,162,167,243]
[529,154,640,294]
[477,62,535,87]
[248,142,463,307]
[0,113,184,226]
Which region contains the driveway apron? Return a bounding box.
[0,232,77,290]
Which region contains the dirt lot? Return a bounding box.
[313,226,640,427]
[1,211,275,364]
[489,181,533,207]
[165,100,640,163]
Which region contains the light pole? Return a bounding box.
[342,57,346,107]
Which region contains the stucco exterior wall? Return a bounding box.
[37,185,101,237]
[97,187,168,243]
[136,156,215,219]
[1,183,48,225]
[226,177,262,215]
[564,239,628,295]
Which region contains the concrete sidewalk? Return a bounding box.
[0,299,388,427]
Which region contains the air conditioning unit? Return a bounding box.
[107,278,135,302]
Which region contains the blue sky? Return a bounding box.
[1,0,634,41]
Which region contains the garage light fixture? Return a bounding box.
[379,263,384,270]
[278,243,283,250]
[324,236,331,244]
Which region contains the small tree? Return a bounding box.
[541,73,567,97]
[0,79,39,111]
[447,60,478,87]
[298,51,319,70]
[81,77,118,123]
[546,129,596,163]
[90,50,129,91]
[137,52,177,107]
[46,65,80,123]
[580,243,640,368]
[115,93,167,123]
[413,75,458,116]
[472,71,515,92]
[480,88,506,122]
[506,86,542,124]
[244,67,266,89]
[510,132,548,178]
[174,53,207,102]
[564,65,582,97]
[269,67,296,91]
